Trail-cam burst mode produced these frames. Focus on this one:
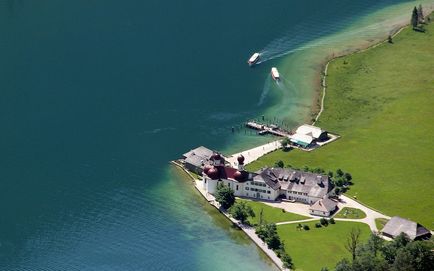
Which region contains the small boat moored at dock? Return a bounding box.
[247,53,260,66]
[271,67,280,81]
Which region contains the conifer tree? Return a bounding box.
[417,4,424,23]
[411,6,419,29]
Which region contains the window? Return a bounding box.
[236,185,239,191]
[267,191,271,194]
[228,183,230,187]
[246,187,249,190]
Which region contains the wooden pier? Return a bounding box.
[245,121,292,137]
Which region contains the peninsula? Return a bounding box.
[175,8,434,271]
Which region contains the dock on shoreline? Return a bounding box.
[245,121,292,137]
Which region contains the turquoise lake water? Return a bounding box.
[0,0,424,270]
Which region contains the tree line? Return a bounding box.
[325,230,434,271]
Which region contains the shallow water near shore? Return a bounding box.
[0,0,432,270]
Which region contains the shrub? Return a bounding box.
[320,218,329,226]
[315,223,322,228]
[330,218,335,224]
[275,160,284,168]
[281,253,294,269]
[303,225,310,231]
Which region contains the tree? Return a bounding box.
[329,218,335,224]
[401,241,434,271]
[388,35,393,43]
[392,248,415,271]
[259,208,264,225]
[345,228,361,261]
[266,233,282,250]
[280,137,290,150]
[229,201,255,224]
[411,6,419,29]
[366,233,384,257]
[417,4,424,23]
[344,172,352,182]
[335,259,352,271]
[381,232,410,264]
[215,182,235,209]
[328,171,334,178]
[336,168,344,177]
[275,160,284,168]
[320,268,329,271]
[281,253,294,269]
[320,218,329,226]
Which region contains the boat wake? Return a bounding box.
[255,10,401,64]
[275,76,296,93]
[257,76,271,106]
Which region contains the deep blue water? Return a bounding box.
[0,0,409,270]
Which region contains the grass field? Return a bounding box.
[335,207,367,219]
[248,18,434,229]
[277,221,371,270]
[375,218,389,231]
[237,199,308,225]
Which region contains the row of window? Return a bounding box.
[246,193,271,200]
[246,187,271,194]
[248,181,267,187]
[288,191,308,196]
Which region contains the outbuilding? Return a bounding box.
[295,124,328,142]
[309,198,338,217]
[381,216,431,240]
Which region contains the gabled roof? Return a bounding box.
[183,146,214,159]
[382,216,431,240]
[260,168,332,198]
[253,169,281,190]
[296,124,325,139]
[309,198,337,212]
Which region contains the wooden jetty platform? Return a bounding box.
[246,121,292,137]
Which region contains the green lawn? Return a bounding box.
[277,221,370,271]
[237,199,309,225]
[375,218,389,231]
[335,207,367,219]
[248,20,434,229]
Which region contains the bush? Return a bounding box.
[320,218,329,226]
[315,223,322,228]
[275,160,284,168]
[329,218,335,224]
[281,253,294,269]
[303,225,310,231]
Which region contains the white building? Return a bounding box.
[309,198,338,217]
[201,153,334,205]
[290,124,328,148]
